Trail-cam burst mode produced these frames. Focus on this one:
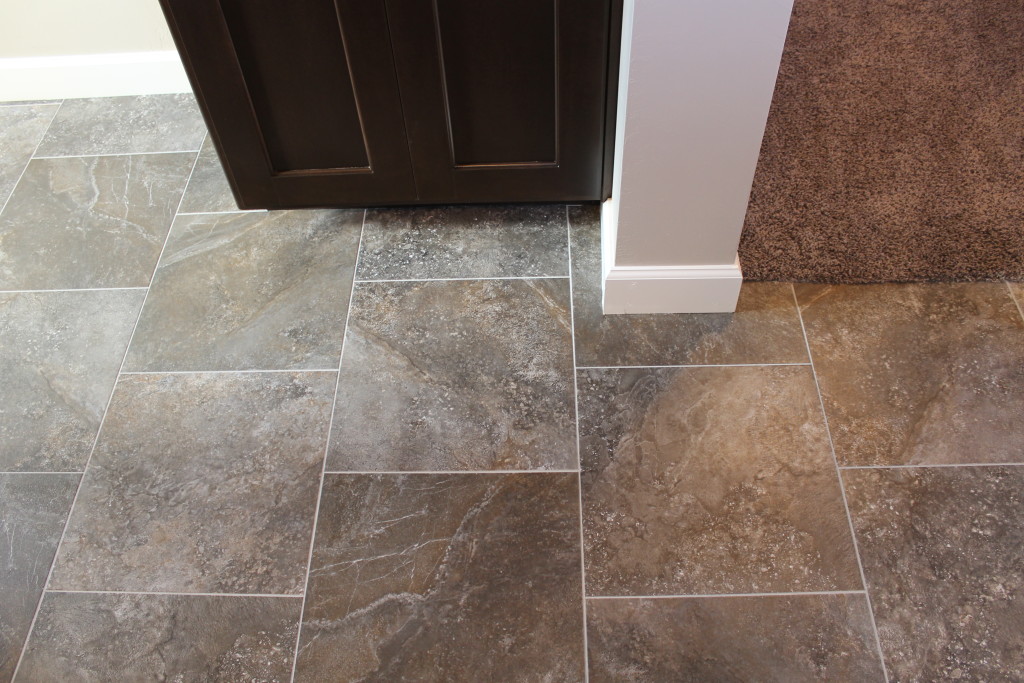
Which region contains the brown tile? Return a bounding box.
[797,283,1024,466]
[586,594,885,682]
[19,592,301,681]
[327,279,576,471]
[845,467,1024,682]
[568,204,808,367]
[1009,282,1024,318]
[0,473,78,681]
[579,366,860,595]
[294,473,584,681]
[50,372,334,594]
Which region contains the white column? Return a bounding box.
[603,0,794,314]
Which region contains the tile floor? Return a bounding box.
[1,94,1022,682]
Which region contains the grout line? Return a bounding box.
[791,284,891,683]
[0,471,84,476]
[323,469,579,475]
[1006,281,1024,322]
[33,149,202,160]
[289,209,367,683]
[119,369,339,376]
[576,363,812,370]
[588,590,868,600]
[0,287,149,294]
[0,102,61,216]
[176,210,266,216]
[10,143,203,682]
[840,462,1024,470]
[566,205,591,683]
[45,589,302,599]
[354,275,569,284]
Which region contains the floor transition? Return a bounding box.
[1,94,1022,682]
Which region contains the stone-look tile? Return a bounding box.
[356,204,569,280]
[845,467,1024,682]
[587,594,885,682]
[327,279,576,471]
[34,94,206,157]
[50,372,334,594]
[0,154,194,289]
[18,592,301,682]
[0,473,79,681]
[568,204,808,367]
[294,473,584,682]
[579,366,860,595]
[0,290,145,471]
[1009,282,1024,318]
[0,104,58,210]
[797,283,1024,466]
[124,210,361,372]
[178,136,242,214]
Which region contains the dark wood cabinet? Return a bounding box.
[160,0,620,209]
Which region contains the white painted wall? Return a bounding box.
[603,0,794,313]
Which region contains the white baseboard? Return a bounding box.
[0,51,190,102]
[603,258,743,314]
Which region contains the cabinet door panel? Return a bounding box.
[160,0,416,208]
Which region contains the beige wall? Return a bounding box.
[0,0,175,58]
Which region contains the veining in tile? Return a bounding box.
[0,104,59,210]
[123,210,362,372]
[845,467,1024,682]
[357,204,569,280]
[327,278,576,471]
[0,290,145,471]
[569,204,808,367]
[587,594,885,682]
[34,94,206,157]
[797,283,1024,466]
[0,154,194,289]
[18,592,301,681]
[0,473,79,681]
[177,136,241,214]
[579,365,860,595]
[294,473,584,681]
[50,372,334,594]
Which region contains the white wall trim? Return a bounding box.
[0,51,190,101]
[603,257,743,314]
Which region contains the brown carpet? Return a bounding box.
[739,0,1024,283]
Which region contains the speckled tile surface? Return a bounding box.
[50,372,334,594]
[579,365,860,595]
[294,473,584,682]
[0,104,58,211]
[327,278,576,472]
[34,94,206,157]
[569,205,808,367]
[0,154,194,289]
[123,210,362,372]
[845,467,1024,682]
[0,290,144,472]
[18,592,301,681]
[587,594,885,682]
[797,283,1024,466]
[356,204,569,280]
[0,473,78,681]
[177,136,242,214]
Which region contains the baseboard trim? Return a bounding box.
[0,51,190,101]
[603,258,743,314]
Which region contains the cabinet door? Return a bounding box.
[160,0,417,208]
[386,0,613,203]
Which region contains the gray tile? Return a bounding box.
[18,592,301,682]
[50,372,334,594]
[0,154,194,289]
[294,473,584,682]
[568,204,808,367]
[34,94,206,157]
[178,136,241,214]
[124,210,362,372]
[579,366,860,595]
[327,278,576,471]
[0,473,79,681]
[356,204,569,280]
[0,104,58,210]
[0,290,145,472]
[845,467,1024,682]
[797,283,1024,466]
[587,594,885,682]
